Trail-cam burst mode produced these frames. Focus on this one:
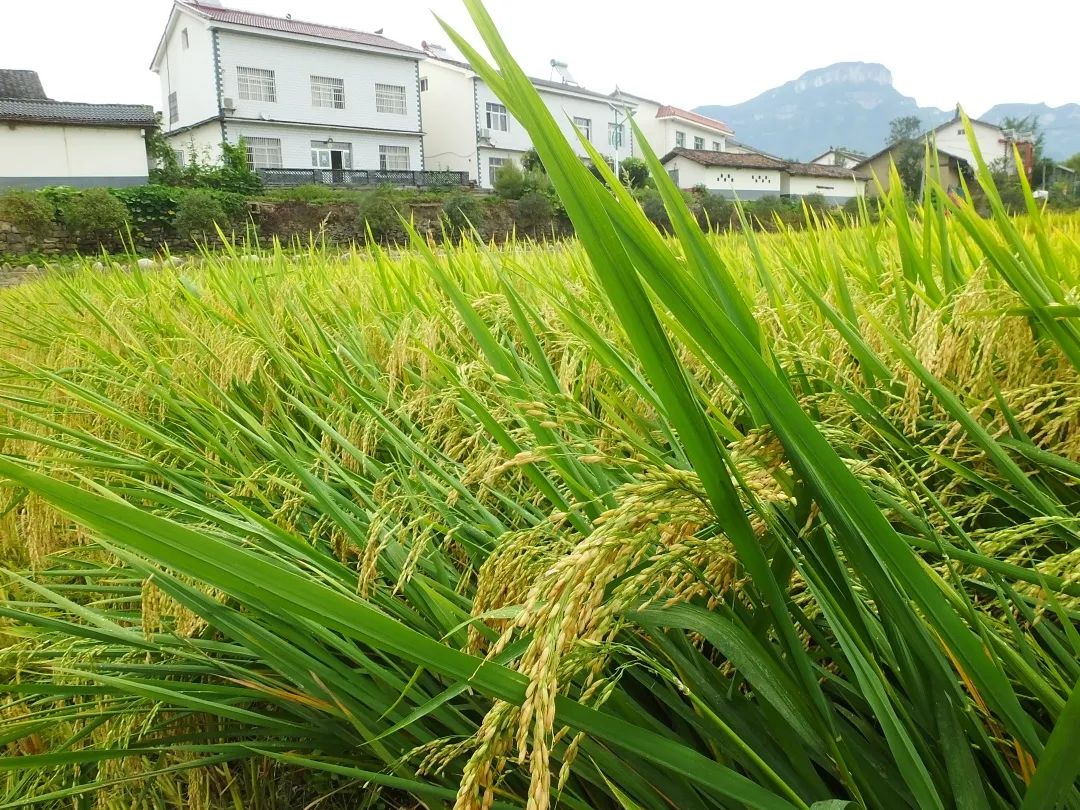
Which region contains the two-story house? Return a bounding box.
[420,45,636,189]
[150,0,425,178]
[611,90,734,157]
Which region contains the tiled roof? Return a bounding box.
[664,148,869,179]
[0,99,156,127]
[424,52,631,105]
[181,1,423,54]
[662,148,785,169]
[0,69,47,100]
[786,161,869,179]
[656,105,732,135]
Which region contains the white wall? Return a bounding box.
[166,121,225,164]
[158,8,219,131]
[217,31,421,134]
[663,155,781,198]
[659,117,730,154]
[932,120,1008,167]
[0,124,149,185]
[784,173,864,202]
[226,122,422,170]
[419,60,476,176]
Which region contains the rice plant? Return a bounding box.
[1,2,1079,807]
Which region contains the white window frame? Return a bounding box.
[237,66,276,103]
[486,102,508,132]
[168,92,178,124]
[243,136,282,170]
[311,75,345,109]
[712,141,722,151]
[675,130,686,148]
[375,83,407,115]
[379,145,411,171]
[573,116,592,141]
[694,136,705,150]
[608,122,624,149]
[310,140,352,169]
[488,156,509,181]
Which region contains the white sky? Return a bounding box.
[2,0,1077,115]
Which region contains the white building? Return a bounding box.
[611,90,734,156]
[928,113,1013,168]
[0,69,153,189]
[420,46,636,188]
[661,148,867,204]
[809,148,867,169]
[150,1,426,179]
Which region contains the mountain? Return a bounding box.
[980,103,1080,160]
[695,63,952,162]
[695,63,1078,162]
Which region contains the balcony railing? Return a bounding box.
[257,167,472,189]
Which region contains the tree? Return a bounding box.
[887,116,922,146]
[619,157,650,189]
[886,115,923,196]
[1066,152,1080,174]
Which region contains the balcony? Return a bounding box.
[257,168,472,189]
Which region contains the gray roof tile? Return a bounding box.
[0,69,47,100]
[0,99,156,127]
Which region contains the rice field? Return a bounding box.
[2,5,1080,809]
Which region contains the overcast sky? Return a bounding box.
[3,0,1078,115]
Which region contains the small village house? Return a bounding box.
[660,148,867,204]
[151,1,428,182]
[0,69,153,189]
[420,45,636,188]
[810,147,867,169]
[856,110,1029,196]
[611,91,734,155]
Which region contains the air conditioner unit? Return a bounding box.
[478,127,492,141]
[221,97,235,114]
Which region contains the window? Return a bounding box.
[694,136,705,150]
[486,102,508,132]
[181,28,189,49]
[608,122,624,148]
[420,77,429,91]
[379,145,411,171]
[375,83,407,115]
[675,131,685,148]
[237,66,276,102]
[311,75,345,109]
[243,136,282,170]
[957,128,965,135]
[668,168,679,185]
[573,116,592,141]
[310,140,352,169]
[488,156,509,181]
[174,148,186,167]
[168,92,178,124]
[712,141,722,151]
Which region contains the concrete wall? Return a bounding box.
[158,7,219,131]
[0,124,149,188]
[664,155,782,199]
[932,120,1008,167]
[659,117,729,154]
[216,31,422,136]
[166,121,225,164]
[784,173,865,202]
[419,61,477,177]
[225,121,422,171]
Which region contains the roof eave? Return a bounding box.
[206,19,422,58]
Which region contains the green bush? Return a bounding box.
[174,188,230,241]
[111,185,181,236]
[493,162,526,200]
[520,147,545,174]
[619,157,650,189]
[441,191,483,238]
[61,189,130,247]
[514,191,554,236]
[696,192,732,232]
[0,189,55,239]
[637,187,671,232]
[357,186,406,244]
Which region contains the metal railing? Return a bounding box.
[257,167,472,189]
